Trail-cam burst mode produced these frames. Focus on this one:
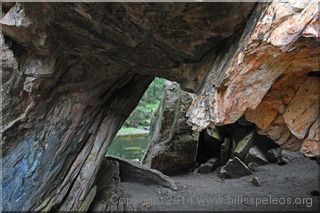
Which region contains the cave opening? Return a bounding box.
[106,77,167,162]
[2,2,319,212]
[196,118,281,174]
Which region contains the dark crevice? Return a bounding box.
[2,2,15,14]
[3,35,27,58]
[307,71,320,78]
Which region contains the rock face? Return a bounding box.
[89,159,126,212]
[1,1,318,211]
[186,1,319,157]
[141,81,199,175]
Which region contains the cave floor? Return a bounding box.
[120,153,319,211]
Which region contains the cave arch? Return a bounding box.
[1,2,318,211]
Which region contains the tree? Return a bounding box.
[123,78,166,129]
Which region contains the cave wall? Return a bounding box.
[186,1,319,157]
[1,1,318,211]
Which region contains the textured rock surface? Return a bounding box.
[199,158,218,174]
[224,157,253,178]
[233,130,254,159]
[252,177,262,187]
[141,81,199,174]
[187,1,319,156]
[89,159,127,212]
[1,1,318,211]
[244,146,269,165]
[106,155,177,190]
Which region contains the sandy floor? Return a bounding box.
[120,153,319,211]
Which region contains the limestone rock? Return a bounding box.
[224,157,253,178]
[244,146,269,165]
[141,81,199,175]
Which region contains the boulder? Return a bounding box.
[267,148,282,163]
[141,81,199,175]
[233,131,254,160]
[277,157,289,166]
[199,158,219,173]
[106,155,177,190]
[244,146,269,165]
[248,162,259,172]
[199,163,213,174]
[218,167,230,179]
[252,177,262,186]
[224,157,253,178]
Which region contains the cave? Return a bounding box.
[1,1,319,211]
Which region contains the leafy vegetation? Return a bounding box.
[122,77,166,130]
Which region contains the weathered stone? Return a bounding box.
[1,1,318,211]
[206,126,224,142]
[78,185,97,212]
[224,157,253,178]
[248,162,259,172]
[228,123,249,154]
[107,155,177,190]
[187,0,319,156]
[89,159,127,212]
[220,138,231,165]
[244,146,269,165]
[252,177,262,186]
[267,148,282,163]
[218,167,230,179]
[199,163,213,174]
[142,81,199,175]
[277,157,289,166]
[199,158,219,174]
[281,150,302,161]
[233,131,254,160]
[300,116,320,157]
[237,115,255,127]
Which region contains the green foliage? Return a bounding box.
[122,78,166,129]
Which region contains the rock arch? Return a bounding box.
[1,1,318,211]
